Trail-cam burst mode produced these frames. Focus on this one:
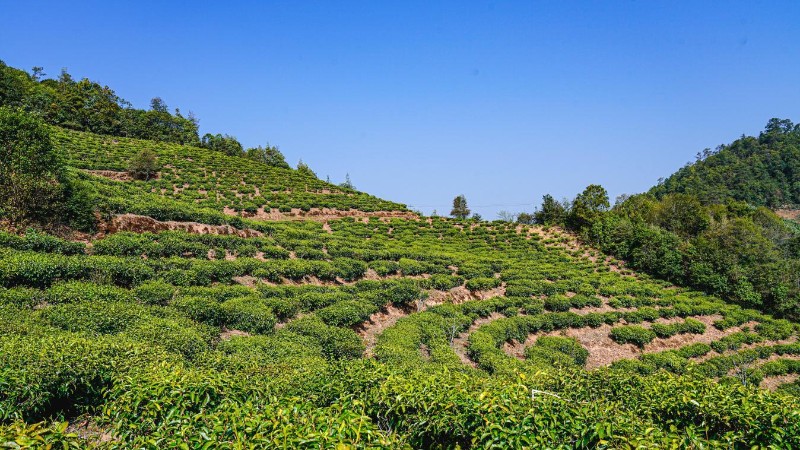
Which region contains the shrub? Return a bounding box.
[316,300,378,327]
[172,296,223,325]
[544,296,572,312]
[46,280,132,304]
[286,316,364,359]
[527,336,588,366]
[133,280,176,305]
[39,301,147,335]
[122,318,211,359]
[429,274,464,291]
[127,149,160,181]
[465,277,501,292]
[0,108,67,225]
[610,325,656,348]
[220,296,276,334]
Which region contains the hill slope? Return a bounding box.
[651,118,800,208]
[2,67,800,446]
[55,127,414,228]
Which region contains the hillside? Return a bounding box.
[2,68,800,447]
[57,128,412,227]
[3,210,800,447]
[650,118,800,208]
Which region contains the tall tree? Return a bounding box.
[339,173,355,190]
[450,195,470,219]
[568,184,609,230]
[534,194,568,225]
[245,144,290,168]
[0,107,67,224]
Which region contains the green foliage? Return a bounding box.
[200,132,243,156]
[650,318,706,338]
[450,194,470,220]
[127,148,159,181]
[220,296,277,334]
[652,118,800,207]
[245,143,290,168]
[525,335,589,367]
[0,61,199,144]
[568,184,609,230]
[610,325,657,348]
[0,107,67,225]
[317,299,378,327]
[464,276,501,292]
[132,279,176,305]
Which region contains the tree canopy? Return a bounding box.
[651,118,800,207]
[0,61,200,145]
[451,195,470,219]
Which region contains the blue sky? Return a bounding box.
[2,1,799,217]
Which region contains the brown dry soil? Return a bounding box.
[760,373,800,391]
[775,208,800,221]
[224,206,418,222]
[357,286,506,358]
[101,214,262,238]
[500,315,768,369]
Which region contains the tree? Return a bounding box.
[450,195,470,219]
[516,212,535,224]
[297,159,318,178]
[0,107,67,224]
[245,144,290,169]
[150,97,169,113]
[497,210,517,222]
[128,149,160,181]
[201,133,243,157]
[339,173,355,190]
[568,184,609,230]
[471,213,483,221]
[534,194,568,225]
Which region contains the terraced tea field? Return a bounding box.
[1,126,799,448]
[55,128,413,226]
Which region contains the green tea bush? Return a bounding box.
[317,300,378,327]
[0,230,85,255]
[132,279,176,305]
[0,287,41,307]
[45,280,132,304]
[38,301,148,335]
[220,296,277,334]
[525,336,588,367]
[651,318,706,338]
[122,317,212,359]
[172,295,223,325]
[429,274,464,291]
[610,325,657,348]
[368,260,400,276]
[544,295,572,312]
[465,277,501,292]
[287,316,364,359]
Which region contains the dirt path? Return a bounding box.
[501,314,771,369]
[451,313,505,368]
[225,206,418,222]
[760,373,800,390]
[102,213,262,238]
[357,305,413,358]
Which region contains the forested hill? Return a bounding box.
[650,118,800,208]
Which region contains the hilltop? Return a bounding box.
[1,63,800,448]
[651,118,800,209]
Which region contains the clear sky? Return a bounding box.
[2,1,799,218]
